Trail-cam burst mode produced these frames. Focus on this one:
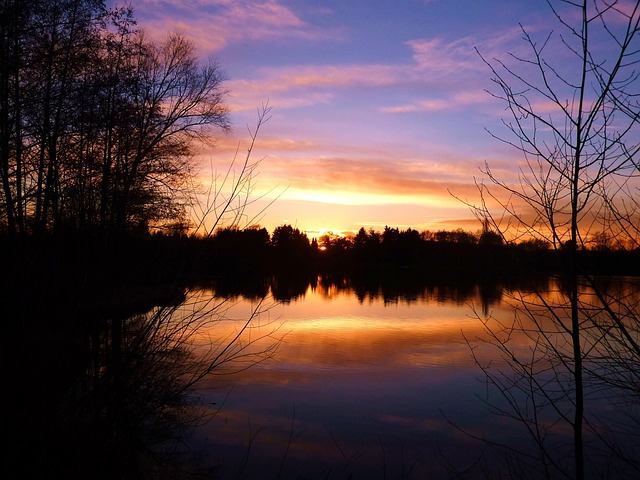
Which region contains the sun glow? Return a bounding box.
[283,187,458,208]
[305,227,351,242]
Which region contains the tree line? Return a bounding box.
[171,223,640,281]
[0,0,229,238]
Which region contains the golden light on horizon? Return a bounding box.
[283,187,461,209]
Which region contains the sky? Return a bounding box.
[123,0,590,237]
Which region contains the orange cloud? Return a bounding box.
[192,122,507,207]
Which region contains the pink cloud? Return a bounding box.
[225,56,486,113]
[217,0,306,30]
[129,0,531,117]
[221,29,527,114]
[223,64,410,112]
[408,37,481,75]
[381,90,492,113]
[232,63,406,91]
[225,79,335,112]
[128,0,328,55]
[407,25,531,81]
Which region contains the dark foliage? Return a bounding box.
[3,222,639,478]
[190,224,640,281]
[0,0,229,237]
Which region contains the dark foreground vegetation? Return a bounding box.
[5,223,640,479]
[5,223,640,308]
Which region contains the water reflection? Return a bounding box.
[195,272,547,309]
[5,286,273,479]
[9,274,637,478]
[188,276,535,479]
[187,275,640,479]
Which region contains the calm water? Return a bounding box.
[167,276,640,479]
[10,274,638,479]
[181,280,528,479]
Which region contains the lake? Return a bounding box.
[178,277,557,479]
[10,272,637,478]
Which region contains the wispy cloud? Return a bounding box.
[223,27,528,113]
[380,91,490,113]
[225,63,407,111]
[253,151,483,206]
[129,0,552,232]
[224,56,471,113]
[130,0,329,53]
[407,37,483,76]
[133,0,528,116]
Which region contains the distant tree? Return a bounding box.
[271,224,312,269]
[478,230,502,246]
[587,231,618,251]
[351,227,381,263]
[382,225,400,245]
[208,224,270,273]
[318,232,352,268]
[243,224,270,247]
[319,231,350,252]
[271,224,308,250]
[352,227,369,251]
[420,230,434,242]
[516,237,550,252]
[366,228,381,248]
[433,229,471,243]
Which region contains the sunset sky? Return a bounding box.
[126,0,577,237]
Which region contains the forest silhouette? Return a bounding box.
[1,0,638,306]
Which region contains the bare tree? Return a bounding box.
[102,32,230,232]
[190,102,277,237]
[2,2,280,477]
[464,1,640,478]
[0,0,108,235]
[0,1,231,235]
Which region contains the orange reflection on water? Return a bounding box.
[184,280,558,479]
[182,276,640,479]
[190,281,505,387]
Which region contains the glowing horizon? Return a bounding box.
[126,0,581,236]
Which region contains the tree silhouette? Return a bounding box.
[0,1,229,236]
[464,1,640,477]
